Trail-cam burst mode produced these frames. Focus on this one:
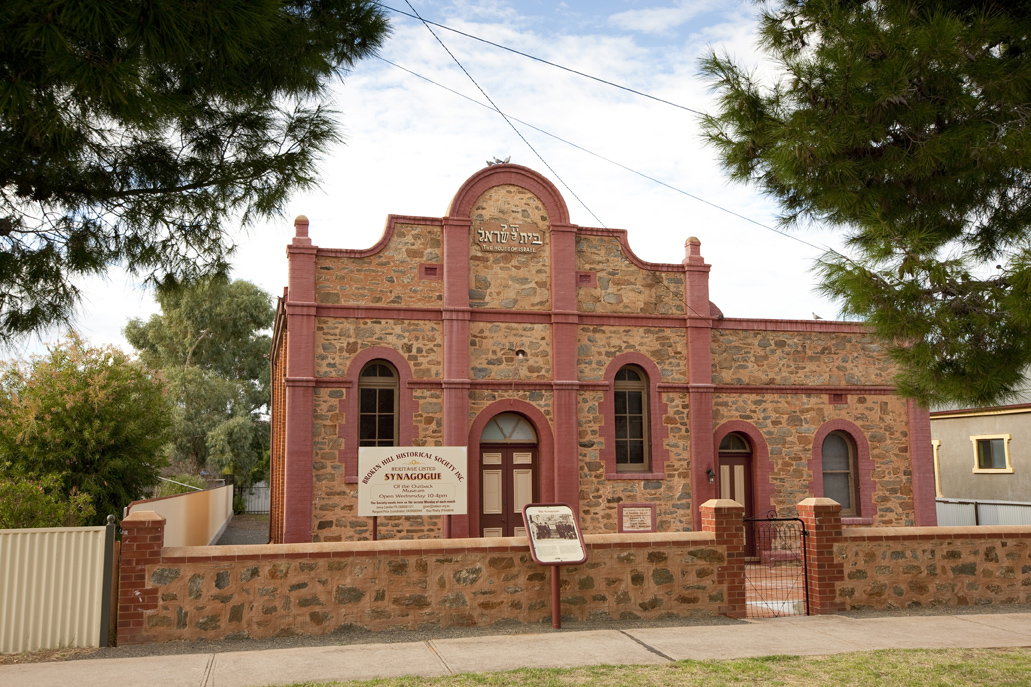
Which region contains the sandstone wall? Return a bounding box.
[577,325,688,382]
[469,322,552,381]
[712,392,913,524]
[574,234,686,316]
[836,527,1031,609]
[314,223,443,308]
[469,185,551,310]
[711,329,894,386]
[118,510,740,645]
[314,317,443,379]
[578,389,693,533]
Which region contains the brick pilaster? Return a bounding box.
[117,511,165,645]
[700,498,746,618]
[797,497,845,615]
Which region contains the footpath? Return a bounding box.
[3,612,1031,687]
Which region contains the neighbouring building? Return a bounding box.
[269,163,937,544]
[931,381,1031,505]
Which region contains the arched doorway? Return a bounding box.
[718,431,755,556]
[478,412,539,537]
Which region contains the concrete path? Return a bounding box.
[4,613,1031,687]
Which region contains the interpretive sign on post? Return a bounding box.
[522,503,588,630]
[357,447,467,517]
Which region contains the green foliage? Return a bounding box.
[125,277,273,484]
[0,333,171,525]
[152,473,206,498]
[0,469,95,529]
[0,0,390,342]
[700,0,1031,406]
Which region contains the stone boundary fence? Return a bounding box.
[801,498,1031,611]
[116,498,1031,646]
[117,500,747,645]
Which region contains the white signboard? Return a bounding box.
[523,504,587,565]
[358,447,467,517]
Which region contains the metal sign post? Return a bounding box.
[522,503,588,629]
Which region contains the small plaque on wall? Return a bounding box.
[618,503,657,533]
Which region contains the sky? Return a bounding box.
[20,0,854,356]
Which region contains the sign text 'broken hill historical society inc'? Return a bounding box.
[357,447,468,517]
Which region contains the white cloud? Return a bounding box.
[607,1,719,36]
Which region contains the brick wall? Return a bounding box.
[116,501,745,645]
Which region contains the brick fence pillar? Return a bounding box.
[797,497,845,615]
[117,511,165,645]
[700,498,746,618]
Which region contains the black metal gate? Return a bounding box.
[742,512,809,618]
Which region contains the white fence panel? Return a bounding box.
[243,481,270,514]
[936,500,976,526]
[0,526,110,653]
[936,498,1031,526]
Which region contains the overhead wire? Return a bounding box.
[374,2,705,116]
[374,55,836,258]
[399,0,606,227]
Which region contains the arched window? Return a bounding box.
[614,365,649,472]
[358,361,398,446]
[822,431,858,516]
[480,413,538,443]
[719,433,750,453]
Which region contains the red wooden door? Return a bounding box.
[479,445,538,537]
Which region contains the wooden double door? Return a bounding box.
[479,445,538,537]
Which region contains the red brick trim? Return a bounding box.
[908,400,937,526]
[796,498,845,614]
[117,512,166,645]
[466,400,556,538]
[446,164,570,224]
[419,263,443,281]
[713,421,773,516]
[715,318,870,333]
[575,271,597,288]
[338,347,419,483]
[576,227,686,272]
[315,215,441,258]
[809,420,875,519]
[599,353,671,480]
[699,499,746,618]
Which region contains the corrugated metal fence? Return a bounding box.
[0,519,116,653]
[242,481,270,514]
[936,498,1031,526]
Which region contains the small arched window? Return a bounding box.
[481,413,538,443]
[358,361,398,447]
[614,365,649,472]
[719,433,751,453]
[822,431,858,516]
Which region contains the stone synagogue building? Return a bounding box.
[268,163,937,544]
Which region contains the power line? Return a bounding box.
[374,2,704,116]
[375,56,834,258]
[400,0,605,227]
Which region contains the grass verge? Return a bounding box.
[279,648,1031,687]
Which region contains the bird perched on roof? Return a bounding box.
[813,312,823,320]
[486,156,511,166]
